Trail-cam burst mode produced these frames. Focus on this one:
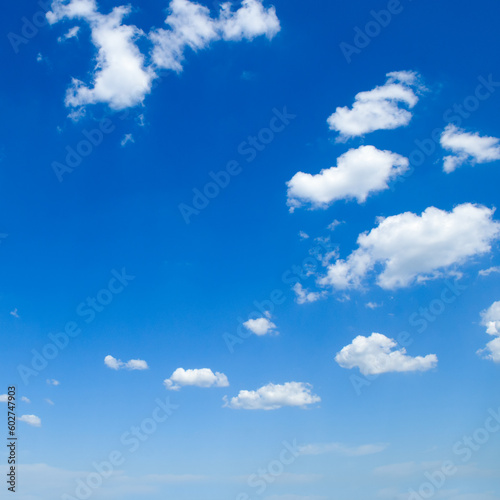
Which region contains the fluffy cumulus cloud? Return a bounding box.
[319,203,500,290]
[151,0,279,70]
[104,355,149,370]
[224,382,321,410]
[48,0,155,111]
[441,125,500,173]
[286,146,409,211]
[335,333,438,376]
[48,0,279,112]
[243,312,278,335]
[19,414,42,427]
[477,301,500,362]
[327,71,422,140]
[164,368,229,390]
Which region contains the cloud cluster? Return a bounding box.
[287,146,408,211]
[327,71,421,140]
[441,125,500,173]
[104,355,149,370]
[477,301,500,362]
[319,203,500,290]
[335,333,438,375]
[151,0,280,70]
[164,368,229,390]
[224,382,321,410]
[48,0,280,112]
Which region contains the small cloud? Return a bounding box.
[224,382,320,410]
[243,313,278,336]
[45,399,55,406]
[479,266,500,277]
[335,333,437,375]
[10,308,19,318]
[58,26,80,43]
[327,220,342,231]
[120,133,135,147]
[298,442,388,456]
[365,302,382,309]
[441,124,500,173]
[299,231,310,240]
[36,53,43,63]
[104,355,149,371]
[19,415,41,427]
[0,395,8,403]
[164,368,229,391]
[21,397,30,403]
[293,283,326,304]
[477,301,500,363]
[47,379,60,386]
[136,114,146,127]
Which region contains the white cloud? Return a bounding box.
[19,414,42,427]
[479,266,500,277]
[298,442,388,456]
[335,333,438,375]
[47,379,60,386]
[477,301,500,362]
[164,368,229,390]
[299,231,309,240]
[58,25,81,42]
[120,133,134,147]
[327,71,421,140]
[49,0,279,112]
[21,396,31,403]
[327,220,342,231]
[104,355,149,370]
[10,308,19,318]
[0,395,7,403]
[224,382,321,410]
[441,125,500,173]
[287,146,408,211]
[293,283,325,304]
[319,203,500,290]
[365,301,382,309]
[243,312,278,335]
[151,0,280,71]
[48,0,155,111]
[45,398,55,405]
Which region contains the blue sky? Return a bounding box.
[1,1,500,499]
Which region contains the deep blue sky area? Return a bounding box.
[0,1,500,500]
